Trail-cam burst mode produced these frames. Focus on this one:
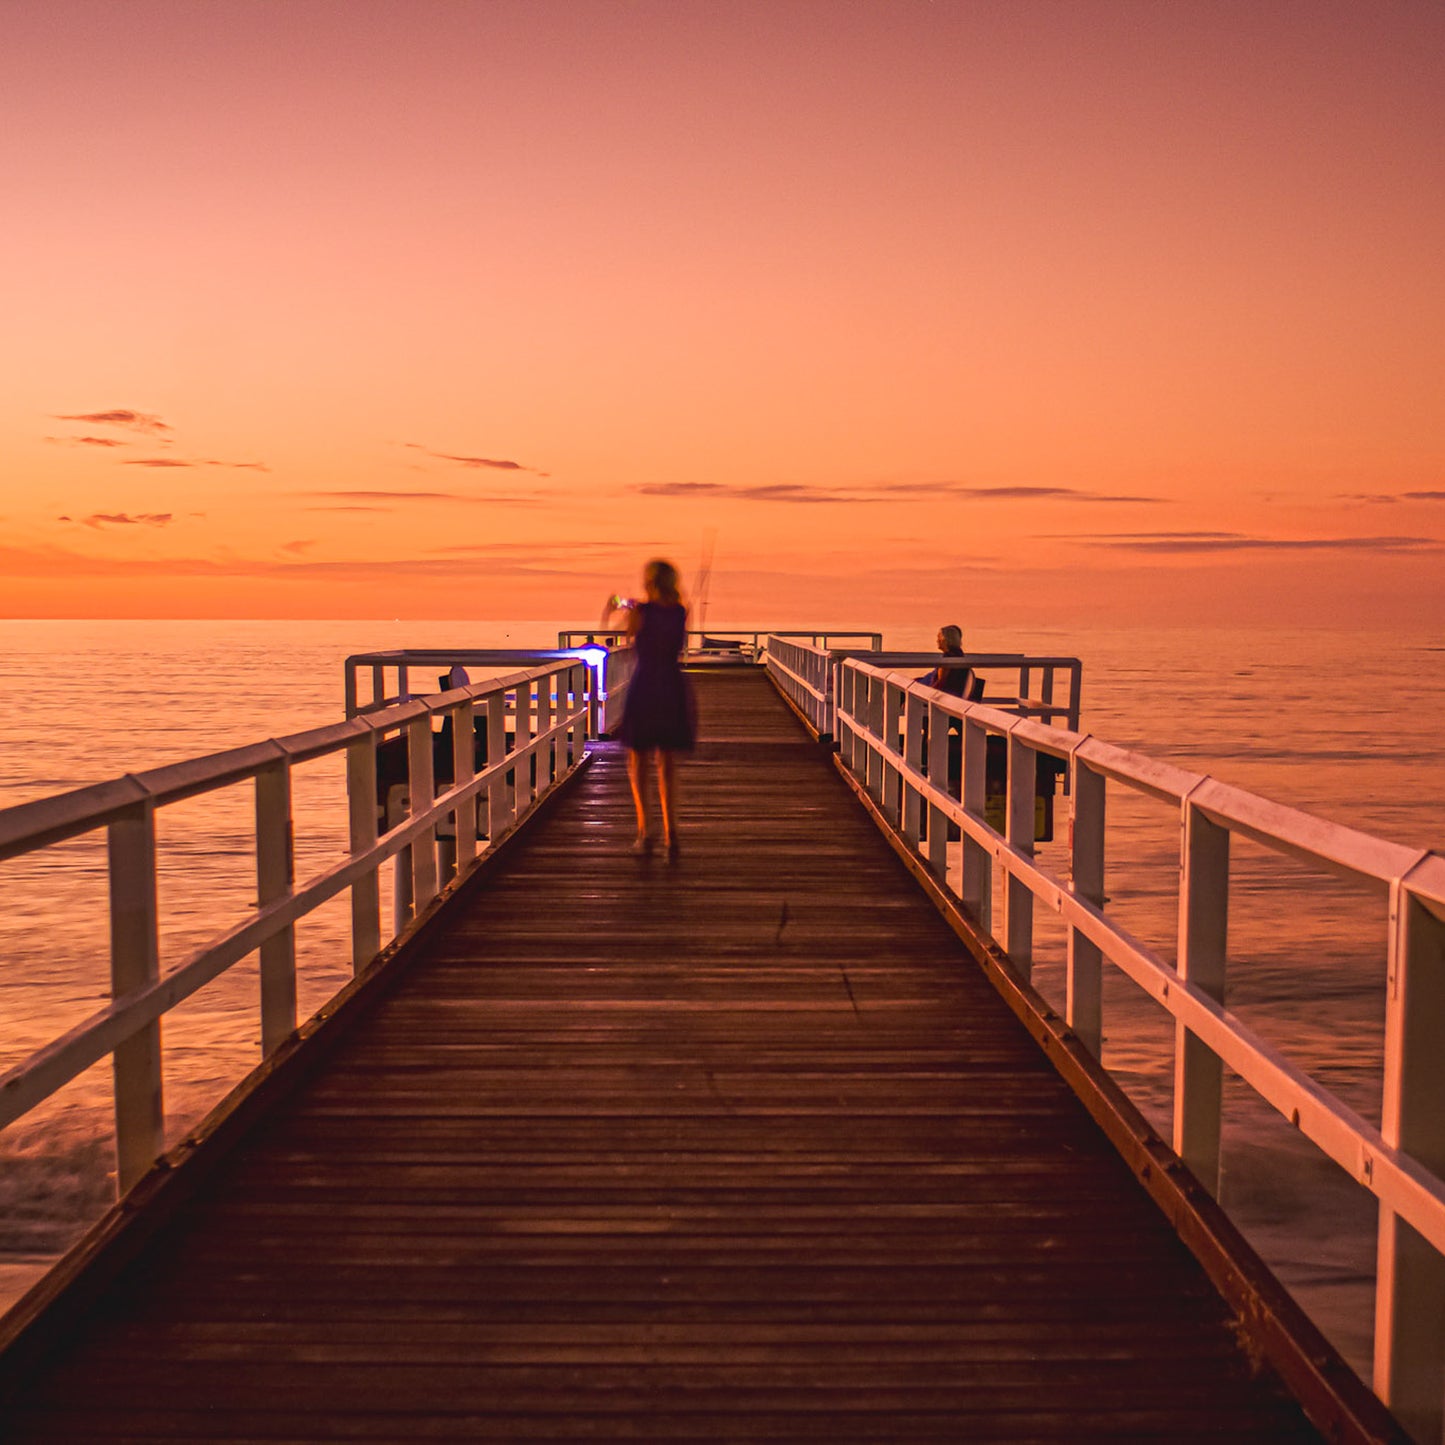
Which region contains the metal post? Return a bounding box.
[514,682,535,811]
[903,691,925,846]
[1375,871,1445,1444]
[1067,757,1105,1056]
[569,662,584,765]
[255,757,297,1056]
[866,676,885,803]
[487,693,509,840]
[346,730,381,973]
[536,671,554,788]
[1174,797,1228,1194]
[926,699,949,879]
[883,681,903,824]
[452,698,477,873]
[961,716,990,933]
[407,713,438,911]
[1003,732,1036,978]
[108,800,164,1194]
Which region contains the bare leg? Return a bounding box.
[658,750,678,847]
[627,748,651,841]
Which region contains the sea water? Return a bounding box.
[1,617,1441,1380]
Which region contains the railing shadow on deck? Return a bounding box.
[767,634,1445,1445]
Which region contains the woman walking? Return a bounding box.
[602,559,697,856]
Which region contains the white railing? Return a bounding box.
[558,628,883,662]
[0,658,593,1198]
[833,654,1445,1442]
[766,637,1081,740]
[345,646,633,742]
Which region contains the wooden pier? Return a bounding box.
[0,669,1396,1442]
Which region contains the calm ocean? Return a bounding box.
[2,617,1442,1379]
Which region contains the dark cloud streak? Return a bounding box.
[54,409,171,435]
[1078,533,1440,555]
[633,479,1166,504]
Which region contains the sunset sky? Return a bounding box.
[3,0,1442,626]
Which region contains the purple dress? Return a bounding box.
[618,602,697,751]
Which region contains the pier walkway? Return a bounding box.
[1,671,1353,1440]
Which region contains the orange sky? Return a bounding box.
[2,0,1442,627]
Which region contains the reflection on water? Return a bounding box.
[1,618,1441,1381]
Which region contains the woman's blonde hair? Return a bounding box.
[644,558,681,604]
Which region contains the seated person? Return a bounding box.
[921,624,980,701]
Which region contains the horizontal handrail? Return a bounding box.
[1,657,596,1196]
[557,628,884,659]
[344,648,597,718]
[831,653,1445,1439]
[766,637,1083,739]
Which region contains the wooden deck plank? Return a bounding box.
[4,670,1323,1442]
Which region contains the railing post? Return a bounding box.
[487,692,510,840]
[1375,869,1445,1443]
[514,681,535,811]
[108,799,164,1194]
[371,662,385,711]
[903,691,925,847]
[925,698,949,879]
[1067,754,1105,1056]
[255,756,297,1056]
[866,676,885,803]
[408,711,439,910]
[1003,731,1036,978]
[344,662,358,719]
[569,662,585,765]
[452,698,478,874]
[1174,795,1228,1194]
[961,716,991,933]
[882,680,903,824]
[536,670,554,788]
[346,729,381,973]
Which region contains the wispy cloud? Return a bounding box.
[635,481,871,504]
[428,539,646,559]
[122,456,269,470]
[1338,490,1445,504]
[280,539,317,555]
[1074,532,1441,555]
[302,504,396,513]
[301,489,544,507]
[63,512,174,530]
[50,408,266,469]
[633,480,1166,504]
[54,409,172,436]
[403,443,546,476]
[943,484,1167,503]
